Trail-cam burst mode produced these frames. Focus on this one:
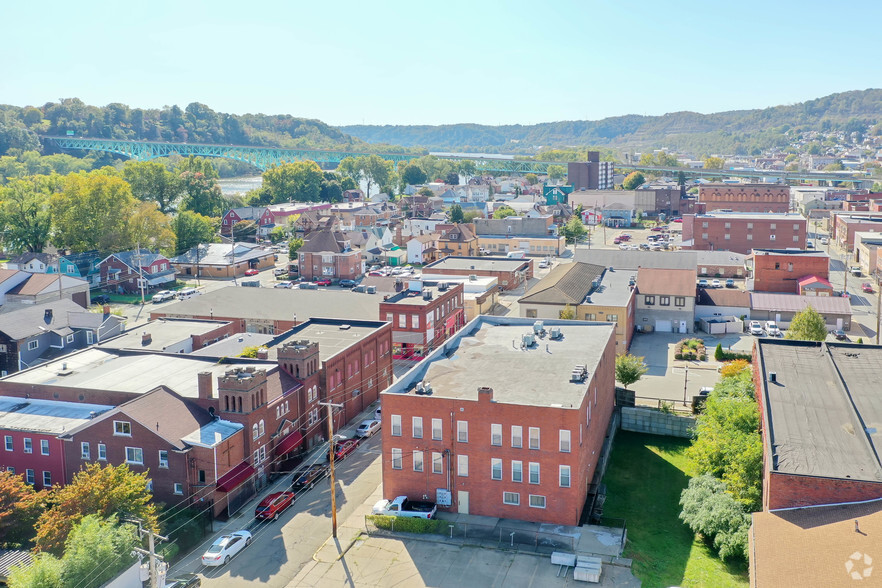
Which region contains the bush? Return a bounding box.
[367,515,447,535]
[714,343,751,363]
[679,475,750,561]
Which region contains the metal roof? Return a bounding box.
[750,292,852,314]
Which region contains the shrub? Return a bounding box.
[714,343,751,363]
[679,475,750,561]
[675,353,683,360]
[367,515,447,535]
[857,337,864,344]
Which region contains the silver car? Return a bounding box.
[201,531,251,566]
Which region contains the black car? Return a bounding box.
[338,279,357,288]
[165,573,201,588]
[832,329,848,341]
[92,294,111,305]
[291,463,329,492]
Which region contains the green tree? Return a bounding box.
[525,173,538,185]
[703,156,725,169]
[559,304,576,320]
[232,219,258,239]
[401,163,428,186]
[262,160,324,203]
[320,178,343,203]
[7,553,64,588]
[677,170,687,186]
[176,155,219,180]
[35,463,157,556]
[288,237,304,258]
[269,226,287,243]
[0,176,56,253]
[622,171,645,190]
[60,515,139,588]
[172,210,217,256]
[179,170,228,217]
[239,345,262,358]
[417,186,434,198]
[547,165,566,182]
[493,205,517,219]
[463,210,482,222]
[679,475,750,561]
[122,160,183,213]
[336,156,362,187]
[456,160,477,181]
[128,201,175,254]
[784,305,827,341]
[0,470,46,548]
[448,203,464,223]
[360,155,393,198]
[559,215,587,243]
[823,161,845,171]
[615,353,648,389]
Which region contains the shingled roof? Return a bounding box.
[519,262,606,305]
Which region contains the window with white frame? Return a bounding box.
[252,424,259,440]
[491,458,502,480]
[413,450,424,472]
[4,436,11,451]
[26,469,34,485]
[398,315,406,328]
[503,492,520,505]
[457,420,468,442]
[411,315,419,329]
[86,331,94,344]
[41,439,49,455]
[528,462,540,484]
[27,340,38,351]
[560,465,571,487]
[174,483,184,495]
[23,438,32,454]
[528,427,540,450]
[491,424,502,446]
[66,334,74,344]
[511,426,522,448]
[432,418,442,441]
[114,421,132,436]
[98,444,106,460]
[559,430,571,453]
[42,471,51,487]
[391,414,402,436]
[258,420,265,437]
[391,448,402,469]
[432,452,443,474]
[125,447,144,465]
[457,454,468,476]
[412,417,423,439]
[512,460,523,482]
[5,467,13,474]
[529,494,546,508]
[81,442,90,460]
[159,450,169,468]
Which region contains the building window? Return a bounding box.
[747,222,753,230]
[525,309,537,318]
[584,313,595,320]
[511,426,522,448]
[413,450,424,472]
[125,447,144,465]
[432,452,443,474]
[5,467,13,474]
[391,448,402,469]
[724,234,731,240]
[559,430,571,453]
[398,315,406,328]
[607,314,618,323]
[528,462,540,484]
[159,450,169,469]
[27,340,39,351]
[560,465,571,488]
[659,296,670,306]
[457,454,469,477]
[644,295,655,305]
[793,236,799,243]
[675,297,685,307]
[410,416,423,439]
[770,224,776,230]
[491,458,502,480]
[174,483,184,495]
[529,495,546,509]
[114,421,132,436]
[43,471,51,487]
[81,442,90,460]
[702,222,708,228]
[788,263,794,272]
[512,461,523,483]
[724,222,731,229]
[528,427,540,450]
[252,424,259,440]
[4,436,11,451]
[258,420,265,437]
[457,420,468,443]
[747,234,753,241]
[701,233,708,240]
[432,418,442,441]
[503,492,520,505]
[793,223,799,230]
[391,415,402,436]
[26,469,34,485]
[66,334,74,344]
[41,439,49,455]
[411,315,419,329]
[491,424,502,446]
[98,444,106,461]
[23,438,32,454]
[385,312,393,323]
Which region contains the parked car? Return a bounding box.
[538,259,550,268]
[749,321,764,336]
[619,234,631,241]
[151,290,175,303]
[92,294,111,305]
[711,279,722,288]
[254,492,296,521]
[339,279,357,288]
[355,419,381,438]
[201,531,251,566]
[821,237,829,245]
[274,281,293,289]
[651,226,666,232]
[273,268,287,276]
[697,279,709,288]
[164,574,201,588]
[372,496,437,519]
[765,321,781,337]
[613,237,622,245]
[806,240,814,248]
[672,218,683,223]
[314,278,332,286]
[851,267,862,277]
[832,329,848,341]
[291,463,329,492]
[374,405,381,420]
[330,439,360,461]
[244,268,259,276]
[177,287,201,300]
[725,279,735,288]
[862,283,875,293]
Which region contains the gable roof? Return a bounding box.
[103,249,168,271]
[750,292,851,313]
[440,223,476,241]
[300,230,347,254]
[636,268,697,297]
[519,262,606,305]
[8,252,57,266]
[696,288,751,307]
[0,299,96,340]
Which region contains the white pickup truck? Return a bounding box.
[372,496,437,519]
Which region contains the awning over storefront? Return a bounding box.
[274,431,304,456]
[216,462,255,492]
[392,331,425,345]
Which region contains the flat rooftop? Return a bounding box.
[149,287,381,323]
[588,269,635,306]
[757,340,882,482]
[693,212,805,219]
[383,318,614,407]
[750,249,829,258]
[102,319,231,351]
[381,284,455,307]
[1,348,263,399]
[0,396,114,434]
[424,256,529,272]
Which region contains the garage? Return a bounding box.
[655,320,672,333]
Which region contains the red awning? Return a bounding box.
[216,461,255,492]
[274,430,304,456]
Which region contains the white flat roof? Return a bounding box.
[0,396,114,434]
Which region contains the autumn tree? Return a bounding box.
[0,470,46,548]
[525,173,539,185]
[35,463,157,556]
[703,156,725,170]
[52,170,137,253]
[128,201,175,254]
[622,171,645,190]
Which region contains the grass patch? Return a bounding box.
[601,431,748,588]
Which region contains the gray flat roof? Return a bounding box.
[588,269,636,306]
[750,292,851,314]
[103,319,231,351]
[191,333,275,357]
[757,340,882,482]
[424,256,529,272]
[382,284,450,307]
[181,419,243,448]
[150,287,381,323]
[384,318,614,407]
[0,396,114,434]
[694,212,805,220]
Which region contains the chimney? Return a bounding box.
[103,304,110,316]
[197,371,213,400]
[141,332,152,346]
[256,347,269,360]
[478,387,494,401]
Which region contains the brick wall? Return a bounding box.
[699,185,790,213]
[751,253,830,293]
[766,472,882,510]
[684,215,806,254]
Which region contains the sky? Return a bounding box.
[3,0,881,127]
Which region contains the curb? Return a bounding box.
[312,530,364,563]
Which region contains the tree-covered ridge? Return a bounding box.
[339,88,882,154]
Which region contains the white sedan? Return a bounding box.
[355,419,381,438]
[201,531,251,567]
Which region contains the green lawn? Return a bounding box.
[601,431,748,588]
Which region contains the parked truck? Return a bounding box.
[371,496,437,519]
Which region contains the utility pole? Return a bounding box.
[876,270,881,345]
[125,519,168,588]
[682,365,689,406]
[135,243,146,305]
[231,224,237,286]
[319,400,344,538]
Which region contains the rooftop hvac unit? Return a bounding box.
[533,321,545,334]
[570,364,587,382]
[423,289,433,300]
[438,282,449,291]
[415,382,425,395]
[469,274,478,281]
[522,333,535,347]
[423,381,432,395]
[550,326,562,340]
[366,285,377,294]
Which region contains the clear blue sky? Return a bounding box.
[3,0,880,127]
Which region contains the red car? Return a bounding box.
[651,226,667,232]
[862,283,875,293]
[314,278,332,286]
[672,218,683,223]
[331,439,359,461]
[244,269,259,276]
[254,492,295,521]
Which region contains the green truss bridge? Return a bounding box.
[44,136,871,185]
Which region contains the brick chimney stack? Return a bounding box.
[197,371,213,400]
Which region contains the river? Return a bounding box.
[217,175,263,197]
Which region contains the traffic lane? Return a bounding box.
[176,435,382,587]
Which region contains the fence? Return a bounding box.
[594,517,627,553]
[621,406,695,438]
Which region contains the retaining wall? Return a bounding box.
[620,406,695,438]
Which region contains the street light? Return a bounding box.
[682,365,689,406]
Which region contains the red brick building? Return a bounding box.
[698,183,790,213]
[745,249,830,294]
[832,214,882,252]
[297,230,363,282]
[379,281,466,361]
[682,212,806,254]
[754,340,882,511]
[380,318,617,525]
[421,256,533,291]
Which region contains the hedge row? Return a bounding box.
[366,514,448,534]
[714,343,752,363]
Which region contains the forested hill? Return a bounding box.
[338,88,882,155]
[0,99,403,156]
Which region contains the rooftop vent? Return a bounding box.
[521,333,535,348]
[769,372,777,384]
[570,364,587,382]
[339,324,351,330]
[469,274,478,281]
[423,289,433,300]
